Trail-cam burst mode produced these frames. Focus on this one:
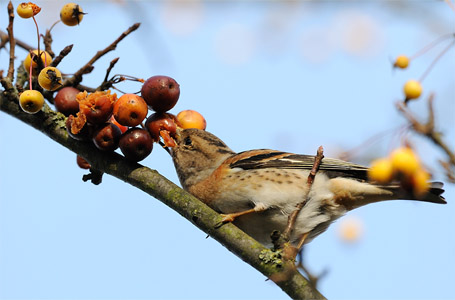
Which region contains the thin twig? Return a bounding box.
[6,1,15,79]
[43,29,55,57]
[396,95,455,167]
[63,23,140,87]
[280,146,324,248]
[50,44,73,67]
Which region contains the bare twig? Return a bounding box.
[397,95,455,181]
[275,146,324,255]
[6,1,15,79]
[0,30,34,51]
[43,29,55,57]
[63,23,140,87]
[50,44,73,67]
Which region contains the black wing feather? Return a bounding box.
[230,150,369,180]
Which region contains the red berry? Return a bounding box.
[145,113,178,147]
[141,75,180,112]
[76,155,91,169]
[92,123,122,151]
[54,87,80,116]
[119,128,154,162]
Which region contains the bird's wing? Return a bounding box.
[229,150,369,180]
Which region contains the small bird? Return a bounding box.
[170,128,446,246]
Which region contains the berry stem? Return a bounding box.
[32,15,41,57]
[419,39,455,83]
[29,52,34,90]
[409,33,454,60]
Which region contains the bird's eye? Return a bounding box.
[184,136,192,146]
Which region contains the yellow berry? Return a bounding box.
[368,158,394,183]
[60,3,85,26]
[394,55,409,69]
[390,147,420,177]
[412,169,430,198]
[16,2,41,19]
[38,67,63,91]
[176,110,207,130]
[19,90,44,114]
[403,80,422,100]
[23,50,53,76]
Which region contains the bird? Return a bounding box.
[169,128,446,246]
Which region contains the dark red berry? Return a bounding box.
[119,128,153,162]
[141,75,180,112]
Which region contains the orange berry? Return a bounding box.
[19,90,44,114]
[368,158,394,183]
[38,67,63,91]
[390,147,420,177]
[23,50,53,75]
[403,80,422,100]
[394,55,409,69]
[113,94,148,127]
[60,3,85,26]
[176,110,207,130]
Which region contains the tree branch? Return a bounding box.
[0,78,326,300]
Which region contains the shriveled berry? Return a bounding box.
[17,2,41,18]
[66,112,93,141]
[77,90,117,124]
[145,112,178,147]
[141,75,180,112]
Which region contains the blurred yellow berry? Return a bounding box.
[38,67,63,91]
[394,55,409,69]
[403,80,422,100]
[339,217,364,243]
[60,3,85,26]
[19,90,44,114]
[176,109,207,130]
[390,147,420,177]
[24,50,53,76]
[368,158,394,183]
[16,2,41,19]
[412,169,430,198]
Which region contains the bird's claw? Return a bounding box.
[214,214,235,228]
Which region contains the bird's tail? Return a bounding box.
[379,181,446,204]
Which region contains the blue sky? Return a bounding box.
[1,1,454,299]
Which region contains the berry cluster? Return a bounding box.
[62,76,207,164]
[15,3,206,168]
[17,3,84,114]
[368,147,430,197]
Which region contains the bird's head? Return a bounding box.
[169,128,235,190]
